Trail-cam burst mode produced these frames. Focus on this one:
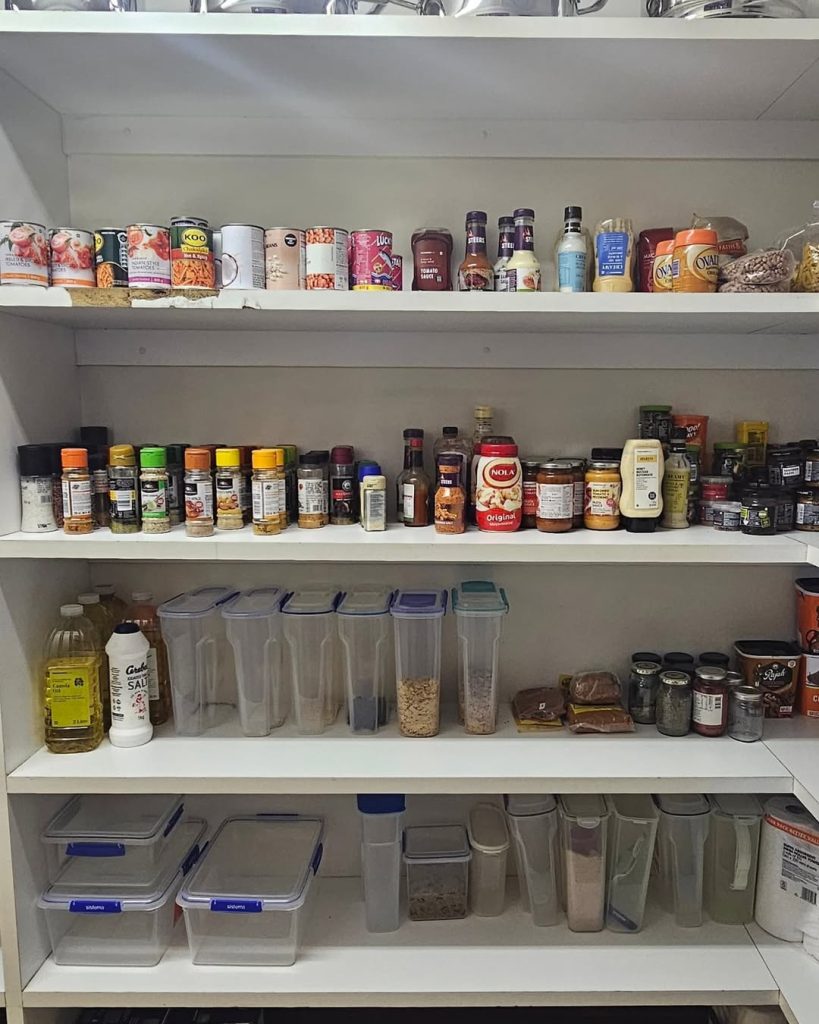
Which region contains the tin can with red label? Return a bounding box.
[170,219,215,290]
[49,228,95,288]
[126,224,171,289]
[350,229,393,291]
[94,228,128,288]
[475,440,522,533]
[305,226,349,290]
[390,254,403,292]
[221,224,265,290]
[0,221,49,286]
[264,228,305,290]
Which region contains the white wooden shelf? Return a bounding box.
[8,707,795,795]
[22,878,778,1008]
[0,523,810,564]
[748,924,817,1024]
[759,718,819,822]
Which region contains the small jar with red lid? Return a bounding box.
[700,476,732,503]
[692,665,729,737]
[474,437,522,533]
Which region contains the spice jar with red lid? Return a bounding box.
[692,665,729,737]
[475,437,522,533]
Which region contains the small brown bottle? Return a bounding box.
[397,429,431,527]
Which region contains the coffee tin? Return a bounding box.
[49,228,95,288]
[0,221,49,286]
[264,228,305,290]
[220,224,265,290]
[305,226,349,290]
[171,221,215,290]
[126,224,171,289]
[94,228,129,288]
[350,229,393,291]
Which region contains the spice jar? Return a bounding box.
[184,447,214,538]
[584,460,621,530]
[411,228,453,292]
[434,458,466,534]
[521,458,543,530]
[629,661,662,725]
[330,445,356,525]
[656,671,692,736]
[60,448,93,535]
[89,449,110,530]
[215,447,244,531]
[728,685,764,743]
[796,488,819,531]
[139,446,170,535]
[536,461,574,534]
[692,666,729,737]
[740,486,777,536]
[18,444,58,534]
[251,448,283,536]
[767,443,804,488]
[165,443,186,528]
[298,451,329,529]
[108,443,140,535]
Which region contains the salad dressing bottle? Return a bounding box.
[662,428,692,530]
[620,439,664,534]
[506,208,541,293]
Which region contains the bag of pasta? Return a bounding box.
[778,201,819,293]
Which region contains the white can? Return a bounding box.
[0,221,49,286]
[49,228,96,288]
[265,228,305,290]
[305,226,349,290]
[212,230,222,289]
[220,224,265,290]
[106,624,153,748]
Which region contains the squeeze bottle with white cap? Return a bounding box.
[106,623,152,748]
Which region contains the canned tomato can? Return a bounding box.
[49,228,95,288]
[264,228,305,291]
[170,221,215,290]
[350,229,393,291]
[126,224,171,289]
[390,253,403,291]
[94,228,128,288]
[305,226,349,290]
[220,224,265,290]
[0,221,49,286]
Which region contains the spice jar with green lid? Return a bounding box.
[108,444,140,535]
[139,446,170,535]
[215,447,244,531]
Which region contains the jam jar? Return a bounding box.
[536,462,574,534]
[692,665,729,737]
[521,458,545,530]
[796,487,819,531]
[766,443,804,488]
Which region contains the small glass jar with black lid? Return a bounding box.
[766,443,804,489]
[728,686,764,743]
[740,486,777,536]
[628,661,662,725]
[663,651,695,676]
[521,458,544,530]
[699,652,730,670]
[656,671,692,737]
[692,665,729,737]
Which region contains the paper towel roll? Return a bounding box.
[755,795,819,942]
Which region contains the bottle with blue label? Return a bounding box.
[556,206,587,293]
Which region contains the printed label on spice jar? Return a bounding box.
[475,456,522,531]
[62,478,92,518]
[537,482,573,520]
[298,478,328,516]
[216,472,241,515]
[185,479,213,522]
[585,480,621,517]
[140,478,168,519]
[596,232,629,278]
[109,478,137,521]
[252,479,280,520]
[693,690,725,726]
[797,499,819,528]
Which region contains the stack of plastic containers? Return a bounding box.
[704,794,762,924]
[467,802,509,916]
[357,794,405,932]
[177,814,324,965]
[559,795,609,933]
[38,795,204,966]
[222,587,286,736]
[504,794,561,926]
[281,589,342,735]
[655,793,711,928]
[605,794,658,933]
[158,587,239,735]
[338,587,395,734]
[452,581,509,735]
[391,589,447,738]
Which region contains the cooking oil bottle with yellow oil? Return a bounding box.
[43,603,104,754]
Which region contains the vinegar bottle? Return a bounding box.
[123,592,172,726]
[43,604,104,754]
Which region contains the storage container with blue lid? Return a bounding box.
[281,590,342,735]
[222,587,286,737]
[337,587,395,734]
[452,581,509,735]
[390,590,447,737]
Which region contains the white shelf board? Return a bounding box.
[8,707,795,795]
[760,717,819,821]
[0,523,809,564]
[23,878,778,1008]
[748,924,817,1024]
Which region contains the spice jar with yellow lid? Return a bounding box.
[108,444,140,535]
[584,461,621,530]
[251,448,283,536]
[215,447,244,531]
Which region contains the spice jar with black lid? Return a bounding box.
[692,666,729,737]
[656,671,692,737]
[633,651,662,664]
[767,443,804,489]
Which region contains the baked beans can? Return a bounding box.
[170,221,215,290]
[126,224,171,289]
[350,229,393,291]
[390,253,403,292]
[49,228,95,288]
[0,221,49,286]
[94,228,128,288]
[305,226,349,290]
[220,224,265,290]
[264,228,305,291]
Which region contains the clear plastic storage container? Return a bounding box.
[559,794,609,933]
[42,794,185,883]
[467,802,509,917]
[281,589,342,735]
[158,587,239,735]
[605,794,658,933]
[337,587,395,734]
[704,794,762,925]
[177,815,324,966]
[357,794,405,933]
[505,794,561,926]
[391,589,447,738]
[404,824,471,921]
[655,793,711,928]
[38,817,205,967]
[222,587,286,737]
[452,581,509,735]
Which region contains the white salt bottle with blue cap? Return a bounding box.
[106,622,153,748]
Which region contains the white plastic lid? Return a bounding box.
[504,794,557,817]
[281,589,340,616]
[131,591,153,602]
[178,815,324,913]
[404,824,470,862]
[656,794,711,817]
[43,794,185,846]
[222,587,285,619]
[451,581,509,616]
[337,586,395,617]
[78,593,100,605]
[467,804,509,855]
[559,794,609,825]
[60,604,83,617]
[711,794,763,820]
[158,586,239,619]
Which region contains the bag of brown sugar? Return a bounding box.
[566,704,635,734]
[568,670,622,705]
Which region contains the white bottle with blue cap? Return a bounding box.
[106,622,153,748]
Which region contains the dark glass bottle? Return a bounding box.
[397,429,431,527]
[458,211,493,292]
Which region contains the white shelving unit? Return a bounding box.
[1,7,819,1024]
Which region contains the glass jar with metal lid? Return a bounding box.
[796,488,819,532]
[552,458,585,529]
[728,686,764,743]
[629,661,661,725]
[692,665,729,737]
[584,460,621,531]
[656,671,692,736]
[646,0,804,17]
[766,444,804,488]
[536,462,574,534]
[521,457,548,530]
